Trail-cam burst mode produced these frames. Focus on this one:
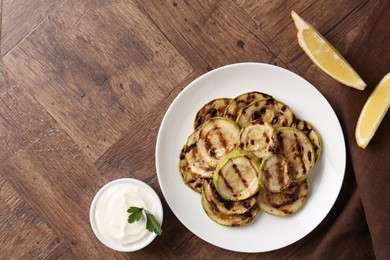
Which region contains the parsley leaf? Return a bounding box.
[127,206,162,236]
[127,207,143,223]
[144,209,162,236]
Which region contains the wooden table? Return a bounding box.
[1,0,389,259]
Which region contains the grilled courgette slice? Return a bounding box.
[201,183,260,226]
[203,179,258,215]
[224,91,272,120]
[194,98,233,129]
[295,119,322,162]
[276,127,315,181]
[237,98,296,128]
[239,120,277,161]
[213,150,261,201]
[184,130,214,178]
[179,146,204,193]
[197,117,240,168]
[260,154,293,193]
[258,179,309,217]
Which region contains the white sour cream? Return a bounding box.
[90,178,163,251]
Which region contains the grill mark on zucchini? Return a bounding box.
[184,130,214,178]
[261,155,292,193]
[259,179,309,216]
[203,132,217,159]
[294,132,307,174]
[194,98,232,128]
[271,116,279,125]
[277,160,285,187]
[179,146,204,193]
[180,148,185,160]
[214,124,228,150]
[215,190,234,210]
[201,183,260,226]
[197,118,240,167]
[219,171,236,196]
[237,98,295,128]
[204,179,257,214]
[184,143,196,153]
[215,150,261,201]
[224,91,271,120]
[295,119,322,162]
[232,162,249,188]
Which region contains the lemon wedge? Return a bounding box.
[355,73,390,148]
[291,11,366,90]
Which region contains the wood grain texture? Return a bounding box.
[139,0,287,69]
[3,0,193,161]
[1,0,63,55]
[0,175,65,259]
[0,0,387,258]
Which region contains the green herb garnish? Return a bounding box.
[127,207,162,236]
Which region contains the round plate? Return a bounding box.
[155,63,346,252]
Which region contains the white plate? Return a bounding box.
[155,63,346,252]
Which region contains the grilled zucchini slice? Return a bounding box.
[203,179,258,215]
[295,119,322,162]
[237,98,296,128]
[184,130,214,178]
[276,127,315,181]
[239,120,277,161]
[197,117,240,168]
[213,150,261,201]
[179,146,204,193]
[194,98,233,129]
[260,154,293,193]
[224,91,272,120]
[258,179,309,217]
[201,183,260,226]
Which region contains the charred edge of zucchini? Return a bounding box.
[203,179,258,215]
[201,184,260,226]
[224,91,272,120]
[258,179,309,217]
[194,98,233,129]
[237,98,296,128]
[295,119,322,162]
[184,129,215,178]
[179,146,204,193]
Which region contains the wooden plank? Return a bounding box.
[0,175,65,259]
[138,0,288,70]
[0,76,120,257]
[236,0,316,40]
[0,64,60,163]
[0,128,128,258]
[2,0,193,161]
[42,242,70,260]
[1,0,63,55]
[96,70,200,180]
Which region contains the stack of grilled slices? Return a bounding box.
[179,91,321,226]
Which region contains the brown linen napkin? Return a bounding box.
[341,3,390,258]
